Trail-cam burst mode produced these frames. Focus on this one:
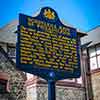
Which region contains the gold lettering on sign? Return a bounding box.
[27,17,70,36]
[19,23,78,72]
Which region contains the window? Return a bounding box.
[90,57,97,70]
[88,44,100,70]
[89,48,96,57]
[96,46,100,55]
[97,55,100,68]
[7,45,16,58]
[0,79,7,93]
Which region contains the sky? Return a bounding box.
[0,0,100,32]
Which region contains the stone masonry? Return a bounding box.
[0,47,26,100]
[36,84,85,100]
[91,71,100,100]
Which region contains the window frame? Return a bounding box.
[88,44,100,70]
[7,44,16,59]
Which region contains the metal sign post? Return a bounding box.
[16,7,81,100]
[48,80,56,100]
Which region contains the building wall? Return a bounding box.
[91,71,100,100]
[26,84,37,100]
[81,26,100,100]
[36,84,85,100]
[26,76,85,100]
[0,20,87,100]
[0,47,26,100]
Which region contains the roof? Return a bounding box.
[77,31,87,37]
[81,26,100,47]
[0,20,18,44]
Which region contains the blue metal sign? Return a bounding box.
[16,7,81,81]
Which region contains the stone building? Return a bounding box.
[1,16,100,100]
[81,26,100,100]
[24,24,87,100]
[0,20,87,100]
[0,21,26,100]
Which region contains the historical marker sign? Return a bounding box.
[16,7,81,81]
